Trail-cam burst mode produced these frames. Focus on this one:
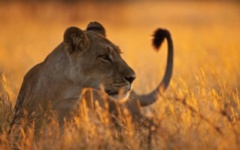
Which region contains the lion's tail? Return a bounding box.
[138,29,174,106]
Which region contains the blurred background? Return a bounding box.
[0,0,239,104]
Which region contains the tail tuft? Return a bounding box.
[152,28,170,51]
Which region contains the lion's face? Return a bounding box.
[64,24,136,101]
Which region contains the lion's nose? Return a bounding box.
[124,74,136,84]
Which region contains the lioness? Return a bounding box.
[10,22,173,132]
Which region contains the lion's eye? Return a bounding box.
[100,54,112,63]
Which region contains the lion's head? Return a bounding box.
[64,23,136,100]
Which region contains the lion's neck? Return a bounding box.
[37,43,84,103]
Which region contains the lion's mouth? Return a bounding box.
[105,90,119,96]
[105,83,132,101]
[106,90,130,103]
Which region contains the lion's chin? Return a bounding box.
[109,91,130,103]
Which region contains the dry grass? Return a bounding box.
[0,1,240,149]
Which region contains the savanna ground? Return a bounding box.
[0,1,240,149]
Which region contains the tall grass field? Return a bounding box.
[0,1,240,149]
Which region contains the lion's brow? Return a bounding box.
[108,45,122,55]
[108,44,122,54]
[115,46,122,54]
[101,37,122,54]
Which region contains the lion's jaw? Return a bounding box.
[105,83,132,102]
[109,90,131,103]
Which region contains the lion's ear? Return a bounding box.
[64,27,90,54]
[86,21,106,37]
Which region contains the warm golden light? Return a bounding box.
[0,1,239,149]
